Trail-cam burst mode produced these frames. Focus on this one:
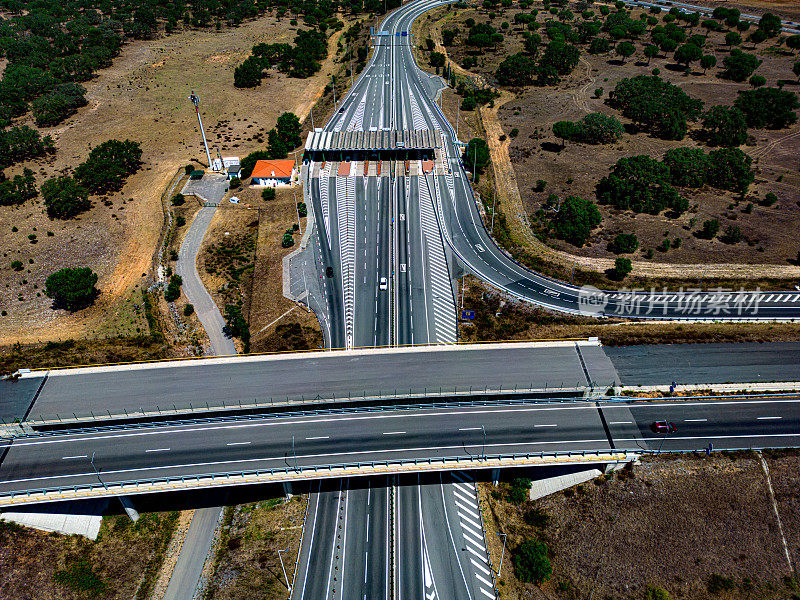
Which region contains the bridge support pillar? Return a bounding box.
[491,469,500,486]
[283,482,294,498]
[119,496,140,523]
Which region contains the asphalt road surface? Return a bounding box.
[606,342,800,386]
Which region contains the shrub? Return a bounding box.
[45,267,98,310]
[184,164,195,175]
[612,257,632,279]
[73,139,143,193]
[749,74,766,88]
[644,586,671,600]
[510,128,519,138]
[707,574,735,594]
[262,188,276,201]
[575,112,624,144]
[229,176,241,189]
[41,176,91,219]
[513,539,552,584]
[551,196,602,246]
[720,224,743,244]
[190,170,204,180]
[0,168,37,207]
[761,192,778,206]
[297,202,307,217]
[722,49,761,82]
[53,559,106,598]
[164,274,182,302]
[700,218,720,239]
[610,233,639,254]
[282,232,295,248]
[183,304,194,316]
[171,193,185,206]
[176,216,186,227]
[169,250,178,261]
[464,138,491,174]
[535,180,547,192]
[508,486,527,504]
[10,260,23,271]
[523,507,550,528]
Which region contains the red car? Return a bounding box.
[650,421,677,434]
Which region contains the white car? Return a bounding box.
[379,277,388,291]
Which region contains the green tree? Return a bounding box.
[722,49,762,82]
[73,139,142,193]
[616,41,635,63]
[758,12,782,37]
[749,74,766,88]
[644,44,659,64]
[464,138,490,174]
[538,40,581,79]
[31,83,88,127]
[41,176,91,219]
[706,147,754,193]
[550,195,602,246]
[164,274,182,302]
[701,105,748,147]
[45,267,98,310]
[276,112,302,149]
[234,56,263,88]
[734,87,800,129]
[0,125,55,169]
[663,147,709,186]
[553,120,578,148]
[514,539,552,584]
[612,256,633,279]
[589,37,611,54]
[725,31,742,46]
[496,54,537,86]
[610,233,639,253]
[0,168,37,207]
[700,54,716,73]
[597,155,687,214]
[575,112,624,144]
[721,224,743,244]
[674,43,702,68]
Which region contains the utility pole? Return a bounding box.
[310,105,315,130]
[188,90,213,170]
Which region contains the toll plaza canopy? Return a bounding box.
[305,129,443,153]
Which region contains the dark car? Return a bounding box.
[326,266,334,278]
[650,420,677,434]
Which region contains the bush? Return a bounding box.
[749,74,766,88]
[45,267,98,310]
[513,539,552,584]
[761,192,778,206]
[707,574,735,594]
[41,176,91,219]
[185,164,195,175]
[229,176,241,189]
[722,49,761,82]
[645,586,671,600]
[0,168,37,207]
[53,559,106,598]
[720,224,743,244]
[597,155,686,215]
[224,303,250,352]
[176,215,186,227]
[10,260,23,271]
[612,257,632,280]
[510,128,519,138]
[610,233,639,254]
[700,218,720,239]
[508,486,527,504]
[73,139,143,194]
[164,274,182,302]
[262,188,276,201]
[183,304,194,316]
[297,202,307,217]
[171,193,185,206]
[282,232,295,248]
[551,196,602,246]
[523,507,550,528]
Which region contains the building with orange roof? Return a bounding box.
[250,159,296,187]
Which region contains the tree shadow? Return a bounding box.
[540,141,563,153]
[606,58,625,66]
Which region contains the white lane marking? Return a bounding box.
[480,588,495,599]
[455,499,477,514]
[461,527,484,547]
[61,455,87,460]
[758,416,782,420]
[458,511,482,530]
[470,558,491,576]
[609,421,632,425]
[459,427,482,431]
[684,419,707,422]
[475,572,493,587]
[534,424,557,428]
[226,441,251,446]
[382,431,406,435]
[145,448,170,453]
[306,436,331,440]
[453,490,478,508]
[463,543,484,560]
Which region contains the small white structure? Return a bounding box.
[223,157,241,181]
[250,159,296,187]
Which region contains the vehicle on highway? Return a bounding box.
[650,421,677,434]
[379,277,388,291]
[326,266,334,278]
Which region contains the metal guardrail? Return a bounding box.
[10,383,615,432]
[0,449,637,507]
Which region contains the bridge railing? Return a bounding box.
[5,382,618,435]
[0,449,638,507]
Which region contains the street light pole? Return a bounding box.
[496,532,507,577]
[277,547,291,592]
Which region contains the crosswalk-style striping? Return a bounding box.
[408,89,428,131]
[418,177,457,344]
[336,176,357,348]
[449,471,496,600]
[347,98,367,131]
[319,164,332,248]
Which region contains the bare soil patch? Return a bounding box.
[0,510,179,600]
[0,13,344,345]
[204,495,307,600]
[479,452,800,600]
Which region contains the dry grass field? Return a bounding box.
[480,451,800,600]
[0,13,345,346]
[421,2,800,269]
